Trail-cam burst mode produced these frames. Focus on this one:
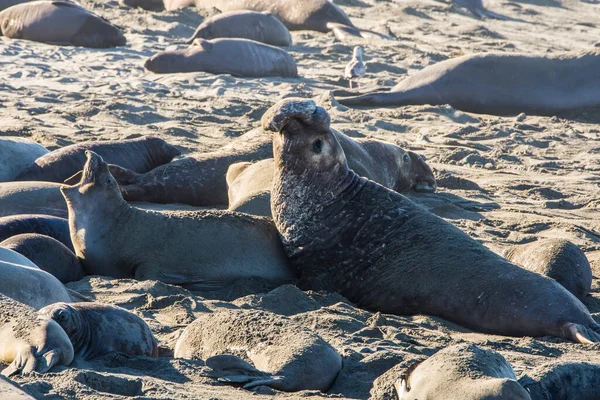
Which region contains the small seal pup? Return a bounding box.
[62,151,295,290]
[519,361,600,400]
[344,46,366,89]
[397,344,530,399]
[503,239,592,301]
[0,294,74,377]
[174,309,341,391]
[0,214,72,251]
[39,302,158,359]
[265,98,600,343]
[336,50,600,116]
[0,1,126,48]
[0,138,48,182]
[0,248,72,310]
[145,38,298,78]
[185,11,292,46]
[1,234,84,284]
[0,182,67,218]
[16,137,180,184]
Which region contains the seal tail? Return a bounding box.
[565,322,600,344]
[326,23,392,41]
[207,355,286,390]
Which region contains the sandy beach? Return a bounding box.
[2,0,600,398]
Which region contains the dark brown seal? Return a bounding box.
[16,137,180,184]
[398,344,530,399]
[336,50,600,116]
[0,1,126,48]
[266,98,600,343]
[186,10,292,46]
[503,239,592,301]
[145,38,298,78]
[1,234,84,283]
[39,302,158,359]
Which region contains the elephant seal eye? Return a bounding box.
[312,139,323,154]
[403,154,410,163]
[105,177,111,185]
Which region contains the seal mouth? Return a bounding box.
[414,181,437,193]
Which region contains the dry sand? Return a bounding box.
[2,0,600,398]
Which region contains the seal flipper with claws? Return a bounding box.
[266,98,600,344]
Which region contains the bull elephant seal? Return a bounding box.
[397,344,530,400]
[62,151,295,290]
[0,214,72,251]
[336,50,600,116]
[0,248,72,310]
[519,362,600,400]
[39,302,158,359]
[186,11,292,46]
[0,138,48,182]
[16,137,180,184]
[174,309,341,391]
[503,239,592,301]
[0,294,74,377]
[145,38,298,78]
[0,182,67,218]
[0,1,126,48]
[265,98,600,343]
[226,135,436,216]
[1,234,84,284]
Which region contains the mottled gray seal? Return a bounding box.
[519,361,600,400]
[174,309,341,391]
[0,182,67,218]
[265,98,600,343]
[1,234,84,284]
[336,50,600,116]
[145,38,298,78]
[0,138,48,182]
[0,294,74,377]
[0,214,72,251]
[16,137,180,184]
[0,1,126,48]
[503,239,592,301]
[62,151,295,290]
[0,248,72,310]
[39,302,158,359]
[186,10,292,46]
[397,344,530,399]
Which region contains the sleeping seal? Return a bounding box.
[0,182,67,218]
[1,234,84,284]
[186,11,292,46]
[174,308,341,391]
[336,50,600,116]
[39,302,158,359]
[62,151,295,290]
[0,214,72,251]
[0,138,48,182]
[16,137,180,184]
[145,38,298,78]
[0,248,72,310]
[0,1,126,48]
[397,344,530,399]
[503,239,592,300]
[266,98,600,343]
[0,294,74,377]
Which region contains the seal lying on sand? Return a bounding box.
[0,182,67,218]
[336,50,600,116]
[39,302,158,359]
[186,11,292,46]
[174,309,341,391]
[397,344,530,399]
[1,234,84,284]
[16,137,180,184]
[504,239,592,301]
[0,138,48,182]
[266,98,600,343]
[0,214,72,251]
[0,1,126,48]
[62,151,295,290]
[519,361,600,400]
[0,248,72,310]
[226,140,436,217]
[145,38,298,78]
[0,294,74,377]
